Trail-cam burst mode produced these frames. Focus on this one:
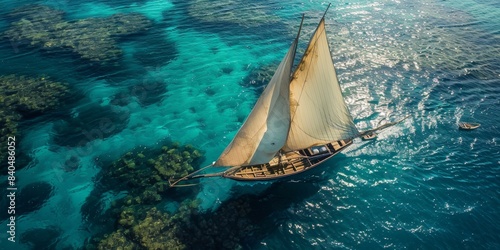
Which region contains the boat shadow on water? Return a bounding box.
[185,179,324,249]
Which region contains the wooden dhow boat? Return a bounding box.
[170,5,408,187]
[458,122,480,130]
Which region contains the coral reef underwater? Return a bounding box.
[0,74,69,170]
[100,142,204,202]
[3,5,152,66]
[80,142,204,249]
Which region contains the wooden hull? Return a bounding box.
[223,139,352,181]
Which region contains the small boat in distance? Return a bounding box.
[458,122,480,130]
[170,4,409,187]
[362,132,377,141]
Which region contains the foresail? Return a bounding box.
[284,19,358,151]
[215,40,297,167]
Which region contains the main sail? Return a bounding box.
[215,40,298,167]
[283,18,358,151]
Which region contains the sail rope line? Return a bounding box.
[359,115,411,136]
[169,162,216,187]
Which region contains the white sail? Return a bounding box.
[284,19,358,151]
[215,40,297,166]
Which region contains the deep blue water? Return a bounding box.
[0,0,499,249]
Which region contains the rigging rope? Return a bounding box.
[359,115,411,137]
[168,163,216,188]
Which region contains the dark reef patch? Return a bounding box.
[176,180,322,249]
[17,181,55,216]
[129,78,167,106]
[216,99,239,113]
[63,155,80,172]
[131,29,178,68]
[80,188,107,225]
[221,67,233,75]
[204,86,216,96]
[110,91,132,107]
[241,63,278,94]
[236,114,246,124]
[20,226,62,250]
[53,103,130,147]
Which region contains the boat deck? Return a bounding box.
[224,140,352,181]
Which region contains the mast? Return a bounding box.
[322,3,331,20]
[291,14,305,65]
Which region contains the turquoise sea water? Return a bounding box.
[0,0,499,249]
